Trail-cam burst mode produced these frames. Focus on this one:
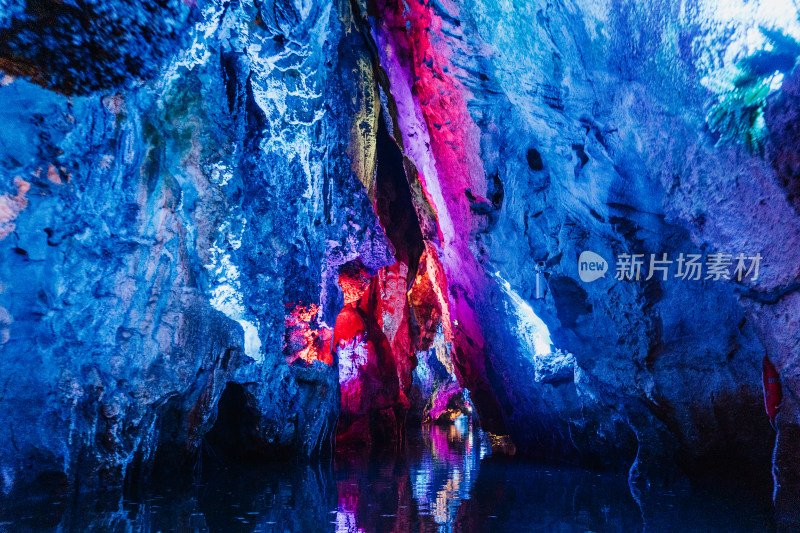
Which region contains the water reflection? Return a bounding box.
[409,417,487,528]
[0,421,775,532]
[333,418,488,533]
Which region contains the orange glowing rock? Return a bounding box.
[338,259,373,305]
[284,303,333,366]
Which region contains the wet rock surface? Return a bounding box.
[0,0,199,95]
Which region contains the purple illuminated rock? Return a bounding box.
[365,0,796,518]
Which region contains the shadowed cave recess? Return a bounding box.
[0,0,799,530]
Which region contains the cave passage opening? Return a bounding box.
[202,382,269,467]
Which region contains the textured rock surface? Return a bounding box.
[363,0,799,523]
[1,0,799,526]
[0,0,198,95]
[0,0,387,497]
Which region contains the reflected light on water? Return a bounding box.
[0,420,776,532]
[409,419,488,527]
[334,420,490,533]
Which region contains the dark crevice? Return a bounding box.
[203,383,269,466]
[373,111,426,282]
[220,51,242,113]
[527,148,544,171]
[245,74,268,145]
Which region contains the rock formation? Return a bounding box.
[0,0,798,527]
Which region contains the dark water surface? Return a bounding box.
[1,422,775,532]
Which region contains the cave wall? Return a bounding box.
[0,0,798,523]
[362,0,799,518]
[0,0,390,496]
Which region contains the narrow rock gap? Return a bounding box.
[329,108,475,453]
[372,111,426,284]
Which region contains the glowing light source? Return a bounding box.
[492,272,577,383]
[492,272,553,357]
[693,0,800,87]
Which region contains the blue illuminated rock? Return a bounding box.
[0,0,390,497]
